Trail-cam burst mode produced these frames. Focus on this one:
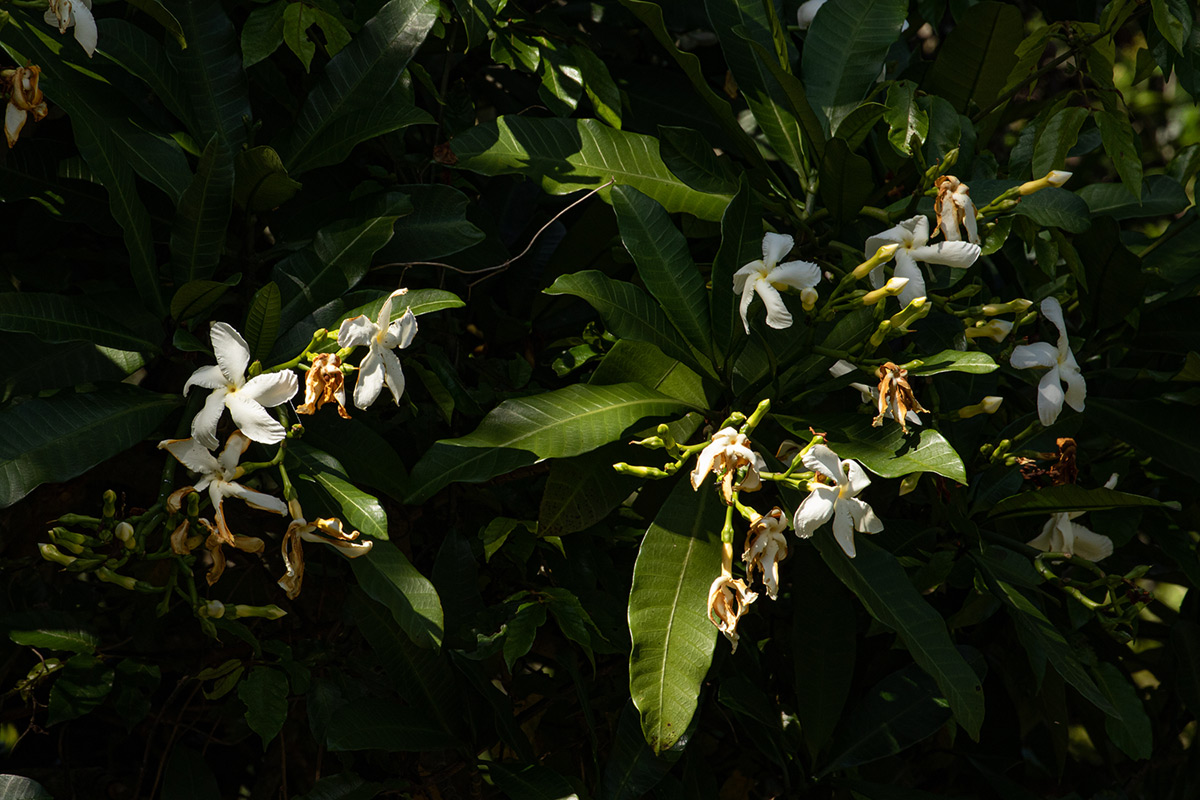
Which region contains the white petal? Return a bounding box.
[240,371,299,407]
[1027,516,1059,551]
[864,220,914,256]
[761,232,793,267]
[793,488,836,538]
[71,0,97,56]
[5,103,27,147]
[223,482,289,516]
[1039,296,1068,346]
[691,441,720,489]
[754,280,793,329]
[910,241,980,269]
[938,196,960,241]
[1061,363,1086,413]
[843,460,872,496]
[217,430,251,475]
[959,197,980,244]
[190,388,229,450]
[892,254,926,307]
[183,364,228,395]
[382,308,418,349]
[1070,523,1113,561]
[159,437,220,475]
[353,348,386,409]
[908,215,931,246]
[1036,365,1066,427]
[828,359,856,378]
[375,291,398,330]
[831,501,858,557]
[209,322,250,388]
[44,8,59,27]
[733,261,763,295]
[845,497,883,534]
[768,260,821,291]
[1010,342,1058,370]
[802,444,844,485]
[796,0,826,29]
[738,279,757,335]
[226,394,286,444]
[337,314,377,347]
[378,346,407,404]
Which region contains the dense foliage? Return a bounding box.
[2,0,1200,797]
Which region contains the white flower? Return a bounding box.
[828,360,921,427]
[337,289,418,409]
[183,323,299,449]
[743,508,788,600]
[1027,476,1116,561]
[1009,297,1086,427]
[732,233,821,334]
[864,216,980,307]
[793,444,883,558]
[159,431,289,544]
[691,427,767,502]
[933,175,980,245]
[44,0,97,57]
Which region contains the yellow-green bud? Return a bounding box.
[630,436,665,449]
[198,600,226,619]
[898,473,920,496]
[114,522,135,545]
[1018,170,1072,196]
[869,320,893,347]
[851,243,901,280]
[957,396,1004,419]
[888,297,930,332]
[232,604,287,620]
[56,513,100,527]
[980,298,1032,316]
[101,490,117,519]
[39,543,77,567]
[613,462,671,478]
[963,319,1013,342]
[861,277,908,306]
[186,492,201,517]
[95,567,138,591]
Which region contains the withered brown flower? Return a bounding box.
[296,352,351,419]
[933,175,980,245]
[874,362,928,433]
[4,66,49,148]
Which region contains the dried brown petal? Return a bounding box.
[296,353,350,419]
[873,362,928,433]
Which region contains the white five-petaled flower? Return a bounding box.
[828,360,922,427]
[743,508,788,600]
[691,427,767,502]
[159,431,289,545]
[732,233,821,334]
[337,289,418,409]
[1027,474,1118,561]
[864,216,980,307]
[793,444,883,558]
[44,0,97,57]
[183,322,299,449]
[1009,296,1086,427]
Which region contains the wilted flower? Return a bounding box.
[691,427,767,503]
[3,66,49,149]
[829,360,922,428]
[278,499,372,599]
[732,233,821,333]
[183,322,299,449]
[708,573,757,652]
[296,352,350,419]
[196,518,265,586]
[933,175,980,245]
[743,508,788,600]
[874,362,927,433]
[1019,170,1072,196]
[1016,437,1079,486]
[1027,475,1118,561]
[864,216,980,307]
[1009,297,1086,427]
[159,431,289,545]
[337,289,418,409]
[793,444,883,558]
[44,0,97,57]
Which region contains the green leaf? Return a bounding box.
[546,271,709,375]
[589,339,709,408]
[884,81,929,156]
[291,444,388,540]
[537,38,583,115]
[836,102,887,152]
[805,535,985,739]
[538,447,640,537]
[241,1,285,67]
[126,0,187,49]
[989,485,1165,518]
[628,476,723,753]
[451,116,733,221]
[1077,175,1189,220]
[820,648,985,775]
[283,2,318,70]
[777,413,967,483]
[802,0,908,131]
[0,386,181,508]
[612,186,713,361]
[1151,0,1191,54]
[1096,110,1143,201]
[234,146,302,212]
[298,413,409,501]
[160,748,220,800]
[924,1,1023,114]
[47,654,114,725]
[170,276,239,322]
[490,764,581,800]
[657,126,739,196]
[1012,188,1091,233]
[1031,107,1088,178]
[238,667,289,748]
[350,544,444,650]
[710,176,760,362]
[164,0,250,150]
[9,628,98,653]
[0,776,53,800]
[171,134,234,284]
[98,19,193,127]
[600,701,677,798]
[380,184,484,261]
[274,0,438,173]
[574,44,623,129]
[1086,399,1200,482]
[503,601,547,670]
[406,383,688,504]
[903,350,999,376]
[1094,662,1153,760]
[244,282,282,363]
[325,697,461,751]
[1075,217,1144,328]
[0,293,158,352]
[1,335,144,403]
[819,138,874,225]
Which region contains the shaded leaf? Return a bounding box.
[244,282,282,363]
[820,138,873,225]
[538,446,640,537]
[0,293,158,352]
[1094,662,1152,760]
[325,698,460,751]
[171,133,234,284]
[234,146,302,212]
[924,1,1023,114]
[1077,175,1189,220]
[238,667,289,748]
[989,485,1165,518]
[1096,110,1143,200]
[47,654,114,725]
[350,544,445,650]
[161,748,220,800]
[164,0,250,150]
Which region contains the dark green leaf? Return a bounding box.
[171,134,234,284]
[820,138,873,225]
[241,1,285,67]
[657,126,739,195]
[291,443,388,540]
[234,146,302,212]
[0,293,157,352]
[161,747,220,800]
[299,413,409,501]
[1151,0,1191,54]
[125,0,187,48]
[47,654,114,725]
[836,102,887,152]
[710,176,760,362]
[589,339,709,408]
[380,184,484,261]
[884,81,929,156]
[170,277,238,323]
[350,544,445,650]
[164,0,250,150]
[537,39,583,115]
[1013,188,1091,233]
[98,19,192,126]
[989,485,1165,518]
[1096,110,1143,200]
[1087,399,1200,482]
[9,627,98,653]
[283,2,318,70]
[491,763,581,800]
[574,44,623,129]
[1032,107,1088,178]
[538,447,640,537]
[924,1,1023,114]
[325,697,461,751]
[238,667,289,748]
[1,335,144,403]
[244,282,282,363]
[1094,662,1152,760]
[1074,217,1144,327]
[503,601,547,671]
[1077,175,1189,220]
[600,701,677,797]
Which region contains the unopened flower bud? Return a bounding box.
[630,436,665,449]
[198,600,226,618]
[800,287,819,311]
[868,320,893,347]
[888,297,930,331]
[861,277,909,306]
[613,462,671,478]
[964,319,1013,342]
[980,298,1032,316]
[1018,170,1072,196]
[56,513,100,527]
[39,543,77,567]
[101,489,117,519]
[232,604,287,620]
[851,243,900,280]
[898,473,920,496]
[957,396,1004,419]
[114,522,135,544]
[95,567,138,591]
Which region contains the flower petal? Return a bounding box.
[892,252,926,307]
[793,487,836,538]
[378,346,407,404]
[1039,296,1068,347]
[159,437,221,475]
[864,219,915,256]
[353,348,385,409]
[1069,523,1113,561]
[1036,364,1066,427]
[1061,363,1086,413]
[733,261,763,295]
[375,291,397,330]
[1010,342,1059,370]
[843,459,872,496]
[754,280,793,329]
[71,0,97,56]
[210,322,251,388]
[769,260,821,291]
[802,444,844,484]
[383,308,418,349]
[190,387,229,450]
[5,103,27,148]
[828,359,856,378]
[691,441,720,489]
[1027,516,1060,552]
[831,501,858,557]
[762,232,794,267]
[240,371,299,407]
[844,497,883,533]
[183,364,228,395]
[737,278,757,334]
[223,482,289,516]
[217,430,251,475]
[226,394,287,444]
[910,241,980,269]
[337,314,377,347]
